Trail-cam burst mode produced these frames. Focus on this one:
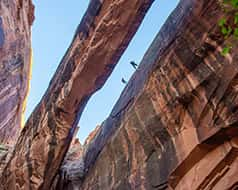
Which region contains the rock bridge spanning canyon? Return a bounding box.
[0,0,238,189]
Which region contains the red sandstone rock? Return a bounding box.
[59,0,238,189]
[51,124,101,190]
[1,0,238,189]
[84,125,101,147]
[52,138,84,190]
[0,0,34,144]
[0,145,12,175]
[0,0,154,189]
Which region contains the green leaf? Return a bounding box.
[219,18,226,26]
[231,0,238,8]
[234,27,238,37]
[221,46,231,56]
[221,26,233,37]
[222,26,228,35]
[227,26,233,35]
[235,13,238,24]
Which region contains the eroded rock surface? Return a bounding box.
[0,145,12,175]
[0,0,34,144]
[51,135,84,190]
[51,125,102,190]
[58,0,238,189]
[1,0,238,189]
[0,0,154,189]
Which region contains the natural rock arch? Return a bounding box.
[0,0,238,189]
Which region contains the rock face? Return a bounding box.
[84,125,101,148]
[58,0,238,189]
[0,145,12,175]
[0,0,154,189]
[51,136,84,190]
[0,0,34,144]
[51,125,101,190]
[1,0,238,189]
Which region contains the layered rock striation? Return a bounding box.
[1,0,238,189]
[0,0,34,144]
[59,0,238,189]
[0,0,154,189]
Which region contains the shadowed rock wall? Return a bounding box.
[0,0,34,144]
[0,0,154,189]
[1,0,238,189]
[60,0,238,189]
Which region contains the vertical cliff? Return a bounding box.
[0,0,34,144]
[58,0,238,189]
[0,0,154,189]
[1,0,238,189]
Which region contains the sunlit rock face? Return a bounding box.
[0,0,34,144]
[57,0,238,189]
[0,0,154,189]
[1,0,238,189]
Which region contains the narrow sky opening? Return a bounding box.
[78,0,179,143]
[26,0,179,144]
[26,0,90,119]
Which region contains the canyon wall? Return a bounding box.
[0,0,34,144]
[1,0,238,189]
[0,0,154,189]
[57,0,238,189]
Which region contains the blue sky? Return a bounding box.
[27,0,179,143]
